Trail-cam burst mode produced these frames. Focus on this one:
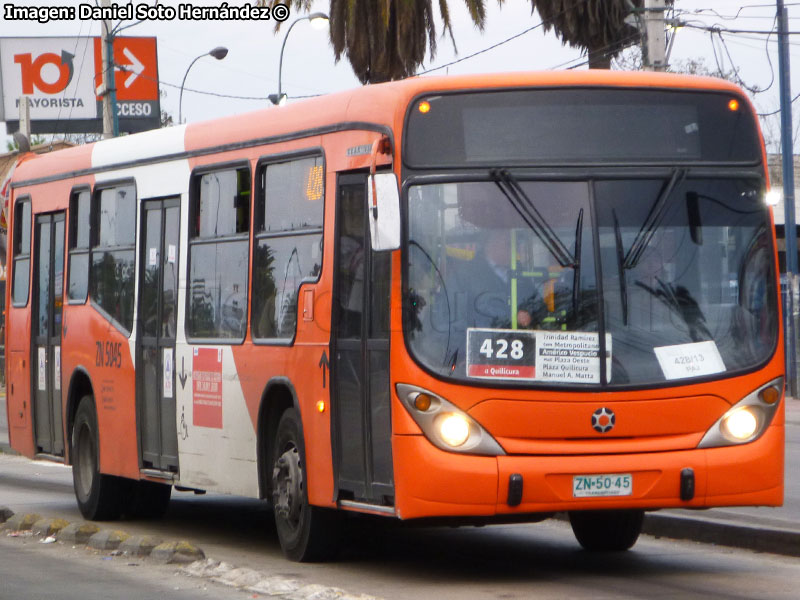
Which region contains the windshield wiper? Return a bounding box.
[490,169,577,268]
[572,208,584,316]
[623,168,687,270]
[612,209,628,325]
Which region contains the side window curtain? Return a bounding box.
[68,189,90,302]
[187,167,250,341]
[11,198,32,307]
[252,156,324,341]
[89,184,136,334]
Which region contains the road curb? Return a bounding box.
[88,529,130,551]
[58,522,100,544]
[0,509,207,564]
[150,540,205,564]
[32,518,69,537]
[644,513,800,556]
[1,513,41,532]
[119,534,163,557]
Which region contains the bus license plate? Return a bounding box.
[573,473,633,498]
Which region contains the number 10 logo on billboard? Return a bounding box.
[14,51,75,94]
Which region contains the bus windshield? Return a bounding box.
[405,177,777,387]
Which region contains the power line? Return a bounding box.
[682,22,800,35]
[417,0,603,76]
[417,22,546,76]
[758,91,800,117]
[124,66,322,103]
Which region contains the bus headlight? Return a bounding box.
[395,383,505,455]
[698,377,783,448]
[437,413,471,447]
[722,407,759,441]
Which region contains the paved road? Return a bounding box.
[0,533,249,600]
[4,454,800,600]
[2,390,799,556]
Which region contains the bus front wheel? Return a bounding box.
[71,395,125,520]
[568,509,644,552]
[271,408,341,561]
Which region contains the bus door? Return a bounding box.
[332,173,394,506]
[32,212,65,457]
[137,198,180,473]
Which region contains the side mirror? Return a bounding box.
[368,172,401,251]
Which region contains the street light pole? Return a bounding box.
[777,0,798,393]
[179,46,228,124]
[270,12,329,105]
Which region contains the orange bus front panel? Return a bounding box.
[704,422,784,504]
[392,420,783,520]
[393,433,499,519]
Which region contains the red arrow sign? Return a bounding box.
[93,36,158,101]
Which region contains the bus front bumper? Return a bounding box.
[392,423,784,520]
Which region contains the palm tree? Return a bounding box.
[529,0,660,69]
[260,0,487,84]
[260,1,670,82]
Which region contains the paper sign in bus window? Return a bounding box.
[54,347,61,390]
[466,328,536,380]
[192,347,223,428]
[466,329,612,383]
[163,348,173,399]
[654,341,726,380]
[535,331,611,384]
[38,347,46,391]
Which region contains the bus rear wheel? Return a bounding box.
[568,509,644,552]
[271,408,341,562]
[71,395,126,521]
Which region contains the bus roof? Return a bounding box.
[12,70,747,187]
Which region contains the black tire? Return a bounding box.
[568,509,644,552]
[71,395,126,521]
[125,480,172,519]
[271,408,342,562]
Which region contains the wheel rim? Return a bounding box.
[272,444,303,532]
[75,423,95,502]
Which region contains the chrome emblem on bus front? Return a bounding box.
[591,407,615,433]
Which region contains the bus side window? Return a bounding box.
[187,166,251,341]
[252,155,324,342]
[68,189,90,303]
[90,184,136,333]
[11,198,31,307]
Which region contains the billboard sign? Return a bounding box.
[92,36,160,122]
[1,36,160,134]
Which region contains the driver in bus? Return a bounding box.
[468,229,537,329]
[452,228,539,330]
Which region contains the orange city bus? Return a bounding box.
[5,71,784,560]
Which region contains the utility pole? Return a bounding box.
[778,0,798,394]
[642,0,667,71]
[17,96,31,145]
[99,0,119,138]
